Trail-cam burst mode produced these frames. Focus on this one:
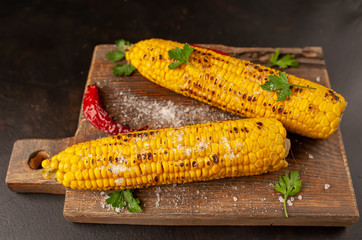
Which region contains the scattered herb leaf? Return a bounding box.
[269,48,299,69]
[106,39,132,62]
[106,190,141,214]
[115,39,132,51]
[168,43,196,69]
[106,192,124,212]
[275,170,302,218]
[123,189,142,213]
[112,63,136,76]
[105,50,125,62]
[261,72,316,101]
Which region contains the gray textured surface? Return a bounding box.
[1,0,361,239]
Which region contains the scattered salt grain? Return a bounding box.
[290,197,294,202]
[233,197,238,202]
[324,184,330,190]
[316,76,321,82]
[196,190,200,195]
[308,154,314,159]
[155,187,162,207]
[278,196,284,203]
[114,90,240,129]
[287,200,293,206]
[298,195,303,200]
[114,207,121,213]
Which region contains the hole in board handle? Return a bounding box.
[28,150,50,169]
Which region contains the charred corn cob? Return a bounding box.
[41,118,289,191]
[125,38,346,139]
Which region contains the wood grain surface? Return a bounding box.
[6,44,359,226]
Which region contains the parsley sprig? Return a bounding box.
[269,48,299,69]
[275,170,302,218]
[106,190,142,213]
[168,43,196,69]
[261,72,316,101]
[106,39,136,76]
[112,63,135,76]
[106,39,132,62]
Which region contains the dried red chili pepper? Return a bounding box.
[83,85,147,135]
[190,44,230,56]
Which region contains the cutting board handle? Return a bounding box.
[5,138,76,194]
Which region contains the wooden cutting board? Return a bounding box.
[6,44,359,226]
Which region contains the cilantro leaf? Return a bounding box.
[168,43,196,69]
[123,190,142,213]
[275,170,302,218]
[115,39,132,51]
[106,39,131,62]
[106,192,124,213]
[168,61,184,69]
[105,50,126,62]
[106,190,141,214]
[112,63,136,76]
[269,48,280,64]
[261,72,316,101]
[269,48,299,69]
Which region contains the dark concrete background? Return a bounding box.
[1,0,361,239]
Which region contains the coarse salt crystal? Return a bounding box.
[298,195,303,200]
[278,196,284,203]
[308,154,314,159]
[196,190,200,195]
[287,200,293,206]
[155,187,161,207]
[114,90,239,129]
[233,197,238,202]
[325,184,330,190]
[316,76,321,82]
[290,197,294,202]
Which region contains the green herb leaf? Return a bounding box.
[269,48,299,69]
[275,170,302,218]
[168,43,196,69]
[168,61,184,70]
[123,189,142,213]
[112,63,136,76]
[261,72,316,101]
[106,192,124,213]
[106,190,141,214]
[115,39,132,51]
[106,39,132,62]
[105,50,126,62]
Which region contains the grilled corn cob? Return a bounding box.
[125,38,346,139]
[41,118,289,191]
